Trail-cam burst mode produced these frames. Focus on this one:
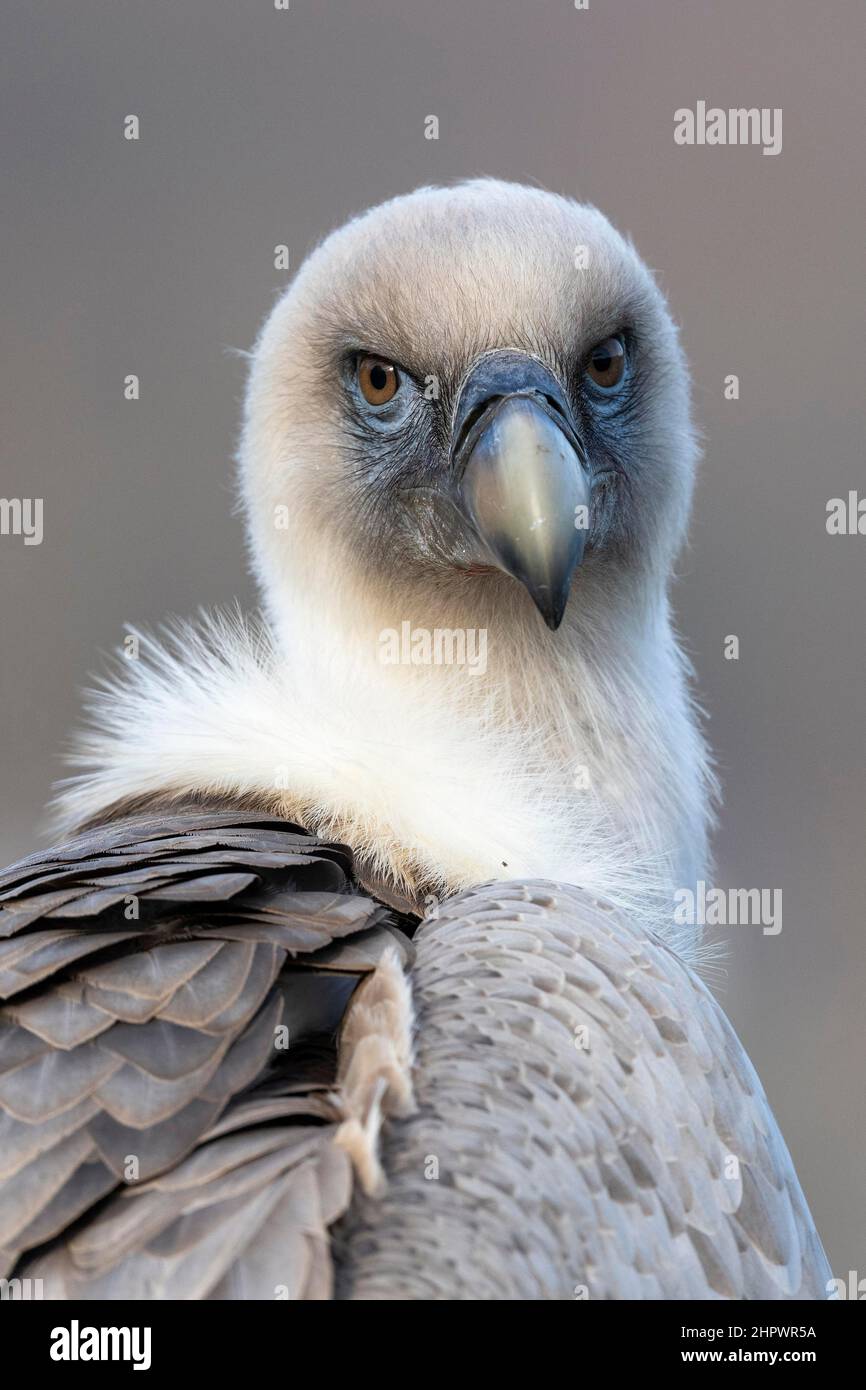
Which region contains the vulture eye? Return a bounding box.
[586,336,626,390]
[357,354,400,406]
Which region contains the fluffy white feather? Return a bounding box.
[56,599,711,954]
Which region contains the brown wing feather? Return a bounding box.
[0,810,414,1298]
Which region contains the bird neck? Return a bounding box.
[258,557,713,932]
[57,547,712,962]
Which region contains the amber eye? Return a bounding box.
[357,354,400,405]
[586,336,626,389]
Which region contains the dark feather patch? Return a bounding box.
[0,808,415,1296]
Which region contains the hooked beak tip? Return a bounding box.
[544,603,566,633]
[455,390,589,631]
[524,568,579,631]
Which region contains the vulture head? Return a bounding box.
[240,179,696,639]
[63,181,714,937]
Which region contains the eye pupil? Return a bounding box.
[587,336,625,389]
[358,354,399,404]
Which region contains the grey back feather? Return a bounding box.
[0,811,830,1299]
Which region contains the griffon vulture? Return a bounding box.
[0,181,830,1300]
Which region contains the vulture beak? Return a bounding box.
[449,352,590,630]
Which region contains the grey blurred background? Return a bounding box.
[1,0,863,1282]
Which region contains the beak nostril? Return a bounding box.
[451,396,503,466]
[542,392,569,423]
[451,354,586,480]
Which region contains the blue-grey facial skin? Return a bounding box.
[337,323,659,601]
